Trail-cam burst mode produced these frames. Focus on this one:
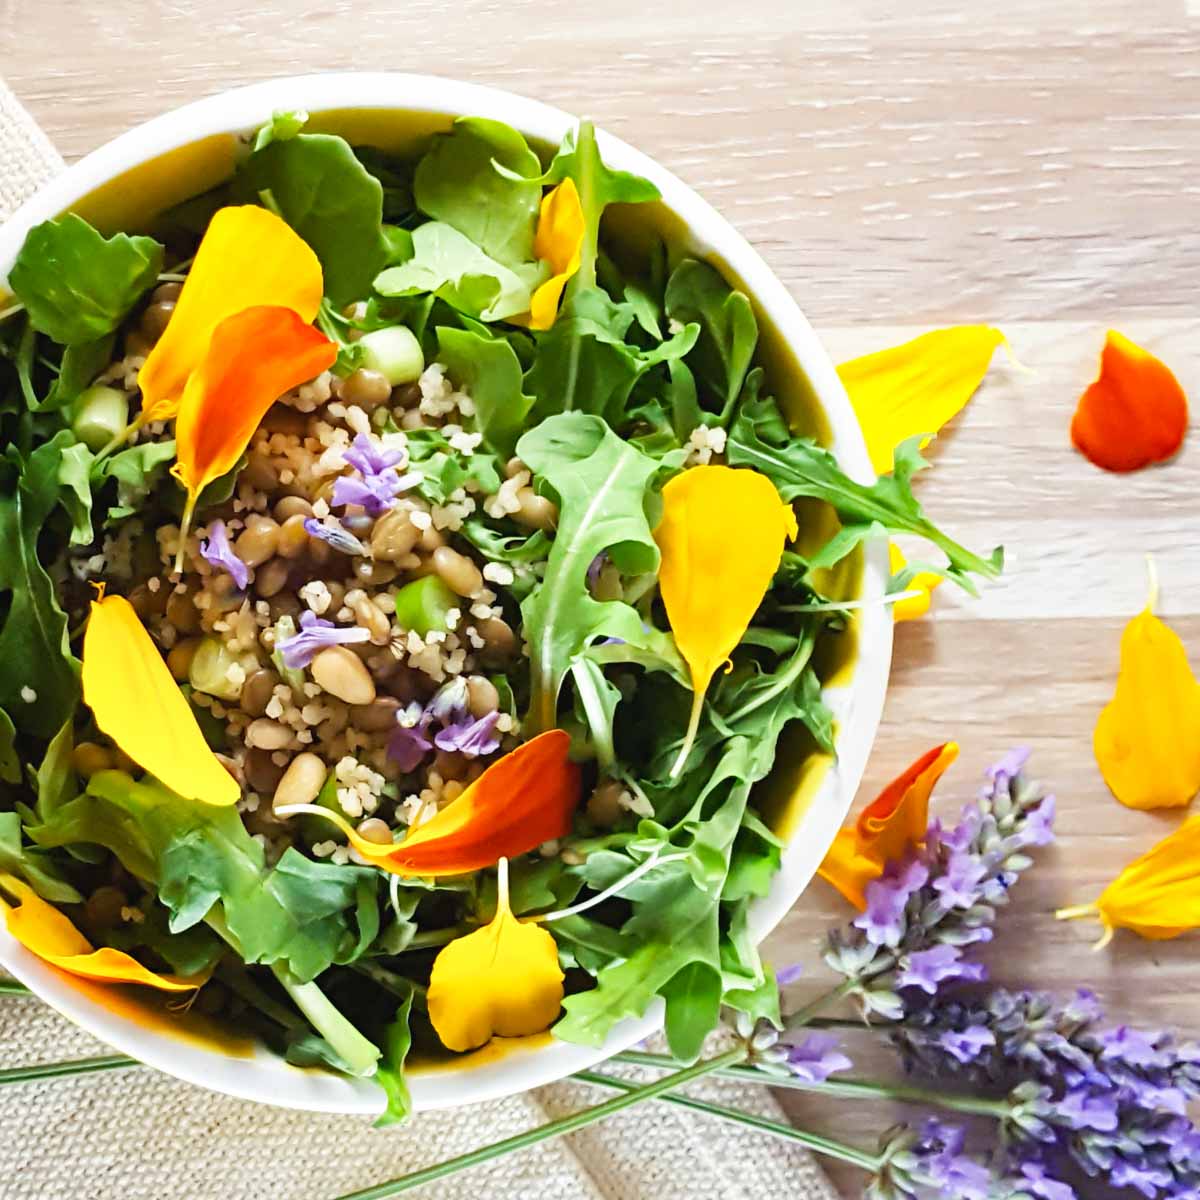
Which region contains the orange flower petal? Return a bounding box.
[172,305,335,538]
[283,730,580,877]
[0,873,207,991]
[819,742,958,909]
[82,593,240,807]
[527,178,584,331]
[426,857,563,1051]
[138,206,324,423]
[1094,565,1200,810]
[1070,330,1188,473]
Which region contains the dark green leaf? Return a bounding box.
[9,214,163,345]
[41,335,115,413]
[0,707,18,784]
[0,811,81,903]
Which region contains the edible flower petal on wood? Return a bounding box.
[838,326,1006,475]
[819,743,959,909]
[1093,561,1200,811]
[0,873,208,992]
[527,178,585,331]
[426,857,564,1051]
[279,729,580,876]
[81,592,239,807]
[1057,816,1200,949]
[1070,330,1188,473]
[655,465,797,777]
[889,543,943,622]
[171,305,336,565]
[138,205,325,423]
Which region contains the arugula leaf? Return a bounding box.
[524,287,697,426]
[0,707,18,784]
[31,772,380,982]
[57,441,95,545]
[374,222,540,322]
[374,987,416,1127]
[99,438,177,523]
[435,327,533,458]
[728,396,1003,593]
[41,335,115,413]
[402,427,501,507]
[664,258,757,417]
[517,413,668,732]
[102,902,223,975]
[414,117,542,268]
[720,901,780,1025]
[253,108,308,151]
[0,434,81,737]
[0,811,81,903]
[353,147,417,224]
[723,811,784,903]
[35,715,77,822]
[660,961,723,1064]
[233,132,389,304]
[9,214,163,345]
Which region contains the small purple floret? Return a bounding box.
[782,1033,851,1084]
[897,944,986,995]
[434,709,502,757]
[853,858,928,948]
[303,517,368,556]
[199,519,249,590]
[276,610,371,670]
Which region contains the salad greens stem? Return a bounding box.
[538,850,689,923]
[219,967,308,1032]
[613,1051,1011,1118]
[0,1054,136,1084]
[725,625,817,729]
[337,1047,747,1198]
[0,301,24,324]
[569,658,616,771]
[570,120,600,295]
[352,961,428,1004]
[271,964,381,1077]
[403,923,475,951]
[784,976,865,1031]
[0,978,29,995]
[571,1069,882,1171]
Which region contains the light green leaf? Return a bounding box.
[253,108,308,151]
[436,326,533,458]
[0,811,82,903]
[374,987,416,1127]
[57,441,95,546]
[661,961,723,1063]
[9,214,163,345]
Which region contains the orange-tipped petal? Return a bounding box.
[1070,331,1188,473]
[819,743,958,909]
[290,730,580,876]
[1094,567,1200,810]
[427,858,563,1051]
[0,873,208,991]
[889,543,942,622]
[138,206,325,422]
[527,178,584,331]
[82,593,239,807]
[656,465,797,777]
[173,305,336,501]
[839,326,1005,475]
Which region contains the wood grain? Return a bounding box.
[4,3,1200,1194]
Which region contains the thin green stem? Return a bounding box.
[784,976,862,1030]
[336,1047,747,1199]
[0,301,25,323]
[572,1069,881,1172]
[0,978,29,995]
[571,120,599,294]
[403,923,474,950]
[0,1055,136,1084]
[613,1051,1012,1120]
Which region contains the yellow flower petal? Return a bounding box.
[819,742,958,909]
[1094,564,1200,810]
[527,178,584,331]
[889,543,943,622]
[838,326,1005,475]
[426,858,564,1052]
[82,593,239,807]
[655,465,797,778]
[138,206,325,423]
[1058,816,1200,947]
[0,873,207,991]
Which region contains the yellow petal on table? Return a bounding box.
[0,873,207,991]
[656,465,798,778]
[426,858,564,1052]
[889,543,943,622]
[138,205,325,423]
[1057,815,1200,948]
[527,178,585,331]
[838,326,1006,475]
[819,742,958,909]
[82,593,239,807]
[1094,563,1200,810]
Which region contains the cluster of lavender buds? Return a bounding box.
[823,748,1054,1021]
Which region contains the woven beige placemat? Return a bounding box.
[0,81,840,1200]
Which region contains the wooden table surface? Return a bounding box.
[5,1,1200,1193]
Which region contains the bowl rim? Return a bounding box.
[0,71,893,1114]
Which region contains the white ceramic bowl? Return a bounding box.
[0,73,892,1115]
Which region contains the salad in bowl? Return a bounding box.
[0,85,998,1118]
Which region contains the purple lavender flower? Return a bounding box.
[898,945,987,996]
[1111,1159,1175,1198]
[1016,1161,1077,1200]
[1021,795,1056,847]
[938,1025,995,1065]
[303,517,368,556]
[782,1033,851,1084]
[344,431,406,476]
[853,858,929,948]
[915,1120,993,1200]
[199,519,249,589]
[1100,1027,1174,1072]
[1055,1086,1120,1133]
[434,709,501,757]
[984,746,1031,795]
[276,610,371,669]
[332,432,420,516]
[775,963,804,987]
[387,701,434,772]
[933,849,989,909]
